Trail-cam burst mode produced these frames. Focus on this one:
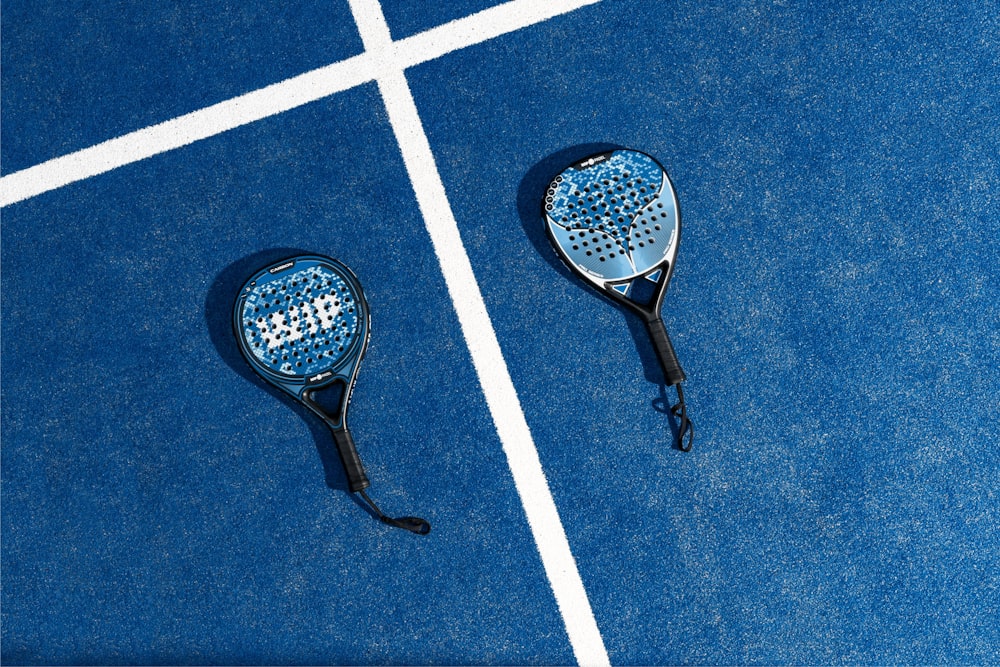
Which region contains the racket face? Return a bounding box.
[233,255,369,399]
[543,149,680,292]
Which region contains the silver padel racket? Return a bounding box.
[543,149,693,451]
[233,254,430,533]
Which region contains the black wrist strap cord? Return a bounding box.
[358,490,431,535]
[671,384,694,452]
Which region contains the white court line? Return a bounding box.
[346,1,609,664]
[0,53,375,207]
[0,0,601,208]
[3,0,611,664]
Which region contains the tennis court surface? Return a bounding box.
[3,0,998,664]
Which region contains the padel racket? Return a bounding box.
[543,148,693,451]
[233,254,430,533]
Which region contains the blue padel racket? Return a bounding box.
[233,254,430,533]
[543,149,693,451]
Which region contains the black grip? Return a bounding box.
[645,317,686,386]
[331,427,370,493]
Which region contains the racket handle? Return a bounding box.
[331,427,371,493]
[645,317,686,386]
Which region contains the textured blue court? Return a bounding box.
[3,0,999,664]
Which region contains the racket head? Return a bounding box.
[543,149,680,311]
[232,255,370,421]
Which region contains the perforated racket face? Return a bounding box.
[544,149,679,287]
[233,256,368,391]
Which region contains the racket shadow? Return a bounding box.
[517,146,684,433]
[204,248,353,493]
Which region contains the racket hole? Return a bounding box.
[586,251,592,256]
[599,257,606,262]
[654,224,662,230]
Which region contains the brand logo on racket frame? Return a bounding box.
[574,153,609,170]
[269,260,295,274]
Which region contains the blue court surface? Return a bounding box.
[2,0,999,664]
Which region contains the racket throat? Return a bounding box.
[302,382,348,429]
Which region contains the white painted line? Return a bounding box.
[392,0,601,68]
[0,54,375,207]
[346,1,610,664]
[0,0,601,208]
[379,62,612,667]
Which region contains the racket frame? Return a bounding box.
[544,149,687,386]
[232,254,372,490]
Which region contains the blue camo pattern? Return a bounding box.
[238,263,361,377]
[544,150,678,282]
